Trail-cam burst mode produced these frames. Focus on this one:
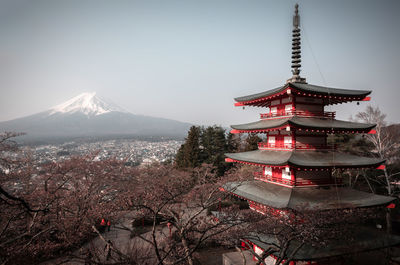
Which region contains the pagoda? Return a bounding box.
[223,4,400,264]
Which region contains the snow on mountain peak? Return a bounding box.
[49,92,126,116]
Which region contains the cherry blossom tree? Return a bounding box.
[218,205,381,265]
[0,132,131,264]
[118,164,253,265]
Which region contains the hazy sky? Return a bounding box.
[0,0,399,127]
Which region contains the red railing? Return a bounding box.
[260,110,335,120]
[257,142,337,150]
[249,202,283,216]
[258,142,292,150]
[254,172,341,186]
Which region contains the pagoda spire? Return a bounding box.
[287,4,307,84]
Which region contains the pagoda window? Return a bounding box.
[270,107,278,116]
[268,136,276,147]
[285,104,293,115]
[254,245,264,258]
[284,136,292,148]
[282,167,291,180]
[264,166,272,177]
[264,256,277,264]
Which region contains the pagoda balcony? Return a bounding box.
[257,142,337,151]
[260,110,335,120]
[253,171,342,186]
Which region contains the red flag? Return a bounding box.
[387,203,396,209]
[376,165,386,170]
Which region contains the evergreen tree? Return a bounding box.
[244,133,262,151]
[175,126,201,168]
[210,126,229,176]
[176,125,236,176]
[175,144,186,168]
[199,126,227,163]
[227,132,240,152]
[200,126,214,163]
[212,126,227,153]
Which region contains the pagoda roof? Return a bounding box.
[223,180,394,211]
[225,150,384,168]
[231,116,375,133]
[247,227,400,260]
[234,82,371,104]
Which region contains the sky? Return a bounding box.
[0,0,399,127]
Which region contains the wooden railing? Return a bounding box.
[260,110,336,120]
[258,142,337,150]
[254,172,341,186]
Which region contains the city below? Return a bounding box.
[25,138,183,167]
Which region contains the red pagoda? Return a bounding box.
[223,4,400,264]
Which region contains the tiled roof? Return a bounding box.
[234,82,371,102]
[225,150,384,168]
[224,180,394,210]
[231,116,375,132]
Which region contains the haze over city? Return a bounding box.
[0,0,399,127]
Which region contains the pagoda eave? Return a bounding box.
[230,117,375,134]
[234,83,371,107]
[225,150,385,169]
[223,180,395,211]
[231,128,373,134]
[225,157,384,170]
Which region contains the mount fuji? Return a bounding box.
[48,92,127,116]
[0,92,192,142]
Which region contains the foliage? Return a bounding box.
[227,132,241,153]
[244,133,262,151]
[175,126,239,175]
[176,126,201,168]
[218,205,383,265]
[354,106,400,195]
[1,131,253,264]
[328,134,372,156]
[1,130,386,265]
[329,106,400,197]
[118,164,253,265]
[356,106,396,160]
[0,132,133,264]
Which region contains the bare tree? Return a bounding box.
[355,105,400,195]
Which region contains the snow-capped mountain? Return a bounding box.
[0,92,192,142]
[49,92,126,116]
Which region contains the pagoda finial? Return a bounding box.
[287,3,307,84]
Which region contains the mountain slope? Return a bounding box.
[0,93,192,141]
